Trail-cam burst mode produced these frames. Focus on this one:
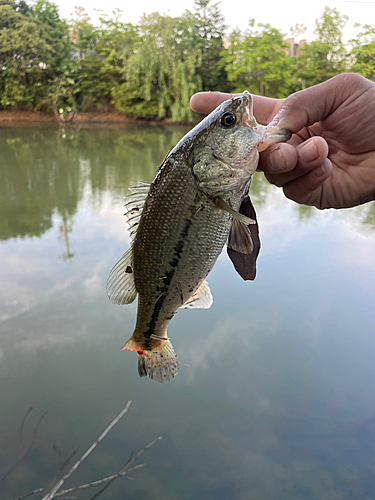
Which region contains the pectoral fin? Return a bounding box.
[213,196,256,225]
[227,196,260,281]
[227,219,254,254]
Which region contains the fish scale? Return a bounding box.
[134,175,234,338]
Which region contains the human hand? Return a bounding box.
[190,73,375,209]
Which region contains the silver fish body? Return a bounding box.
[107,91,290,382]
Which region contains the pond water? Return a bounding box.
[1,124,375,500]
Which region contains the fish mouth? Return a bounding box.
[240,91,258,129]
[236,91,291,151]
[255,125,291,152]
[241,90,252,112]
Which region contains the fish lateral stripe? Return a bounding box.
[144,217,193,338]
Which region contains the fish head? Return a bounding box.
[191,91,291,195]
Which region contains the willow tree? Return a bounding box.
[220,21,296,98]
[112,12,202,121]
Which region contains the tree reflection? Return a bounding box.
[58,213,74,261]
[361,202,375,230]
[0,125,187,242]
[1,124,374,248]
[249,170,274,207]
[0,128,80,241]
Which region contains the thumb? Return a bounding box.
[271,73,361,133]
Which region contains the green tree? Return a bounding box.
[290,23,307,39]
[350,24,375,81]
[69,6,97,57]
[193,0,228,91]
[297,7,348,88]
[82,11,138,110]
[33,0,72,113]
[113,12,202,121]
[0,0,70,110]
[59,6,97,112]
[34,0,68,43]
[220,20,296,97]
[60,8,139,112]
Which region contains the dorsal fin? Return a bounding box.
[106,247,137,304]
[180,280,213,309]
[107,182,150,305]
[124,182,151,242]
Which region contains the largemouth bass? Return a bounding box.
[107,91,290,383]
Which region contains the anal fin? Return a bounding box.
[107,181,151,305]
[180,280,213,309]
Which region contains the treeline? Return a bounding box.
[0,0,374,121]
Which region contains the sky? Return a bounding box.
[53,0,375,42]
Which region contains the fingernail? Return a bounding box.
[268,147,284,171]
[309,164,326,178]
[299,141,319,164]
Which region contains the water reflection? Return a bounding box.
[0,126,375,500]
[0,126,187,242]
[1,126,375,243]
[58,215,74,261]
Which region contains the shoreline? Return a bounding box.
[0,109,197,127]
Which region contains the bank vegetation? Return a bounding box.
[0,0,374,122]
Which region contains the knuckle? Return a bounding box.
[282,91,301,111]
[331,72,368,94]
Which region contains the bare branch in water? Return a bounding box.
[87,436,163,500]
[41,401,132,500]
[53,464,146,498]
[60,449,78,472]
[12,402,161,500]
[54,435,162,499]
[16,488,44,500]
[52,444,62,467]
[0,410,48,483]
[19,407,33,449]
[52,445,78,473]
[32,411,49,444]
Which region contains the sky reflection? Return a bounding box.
[1,126,375,500]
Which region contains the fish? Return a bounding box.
[107,91,291,383]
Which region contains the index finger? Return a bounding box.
[190,91,283,125]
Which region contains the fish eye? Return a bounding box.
[220,112,237,129]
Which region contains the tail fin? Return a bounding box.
[122,335,178,383]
